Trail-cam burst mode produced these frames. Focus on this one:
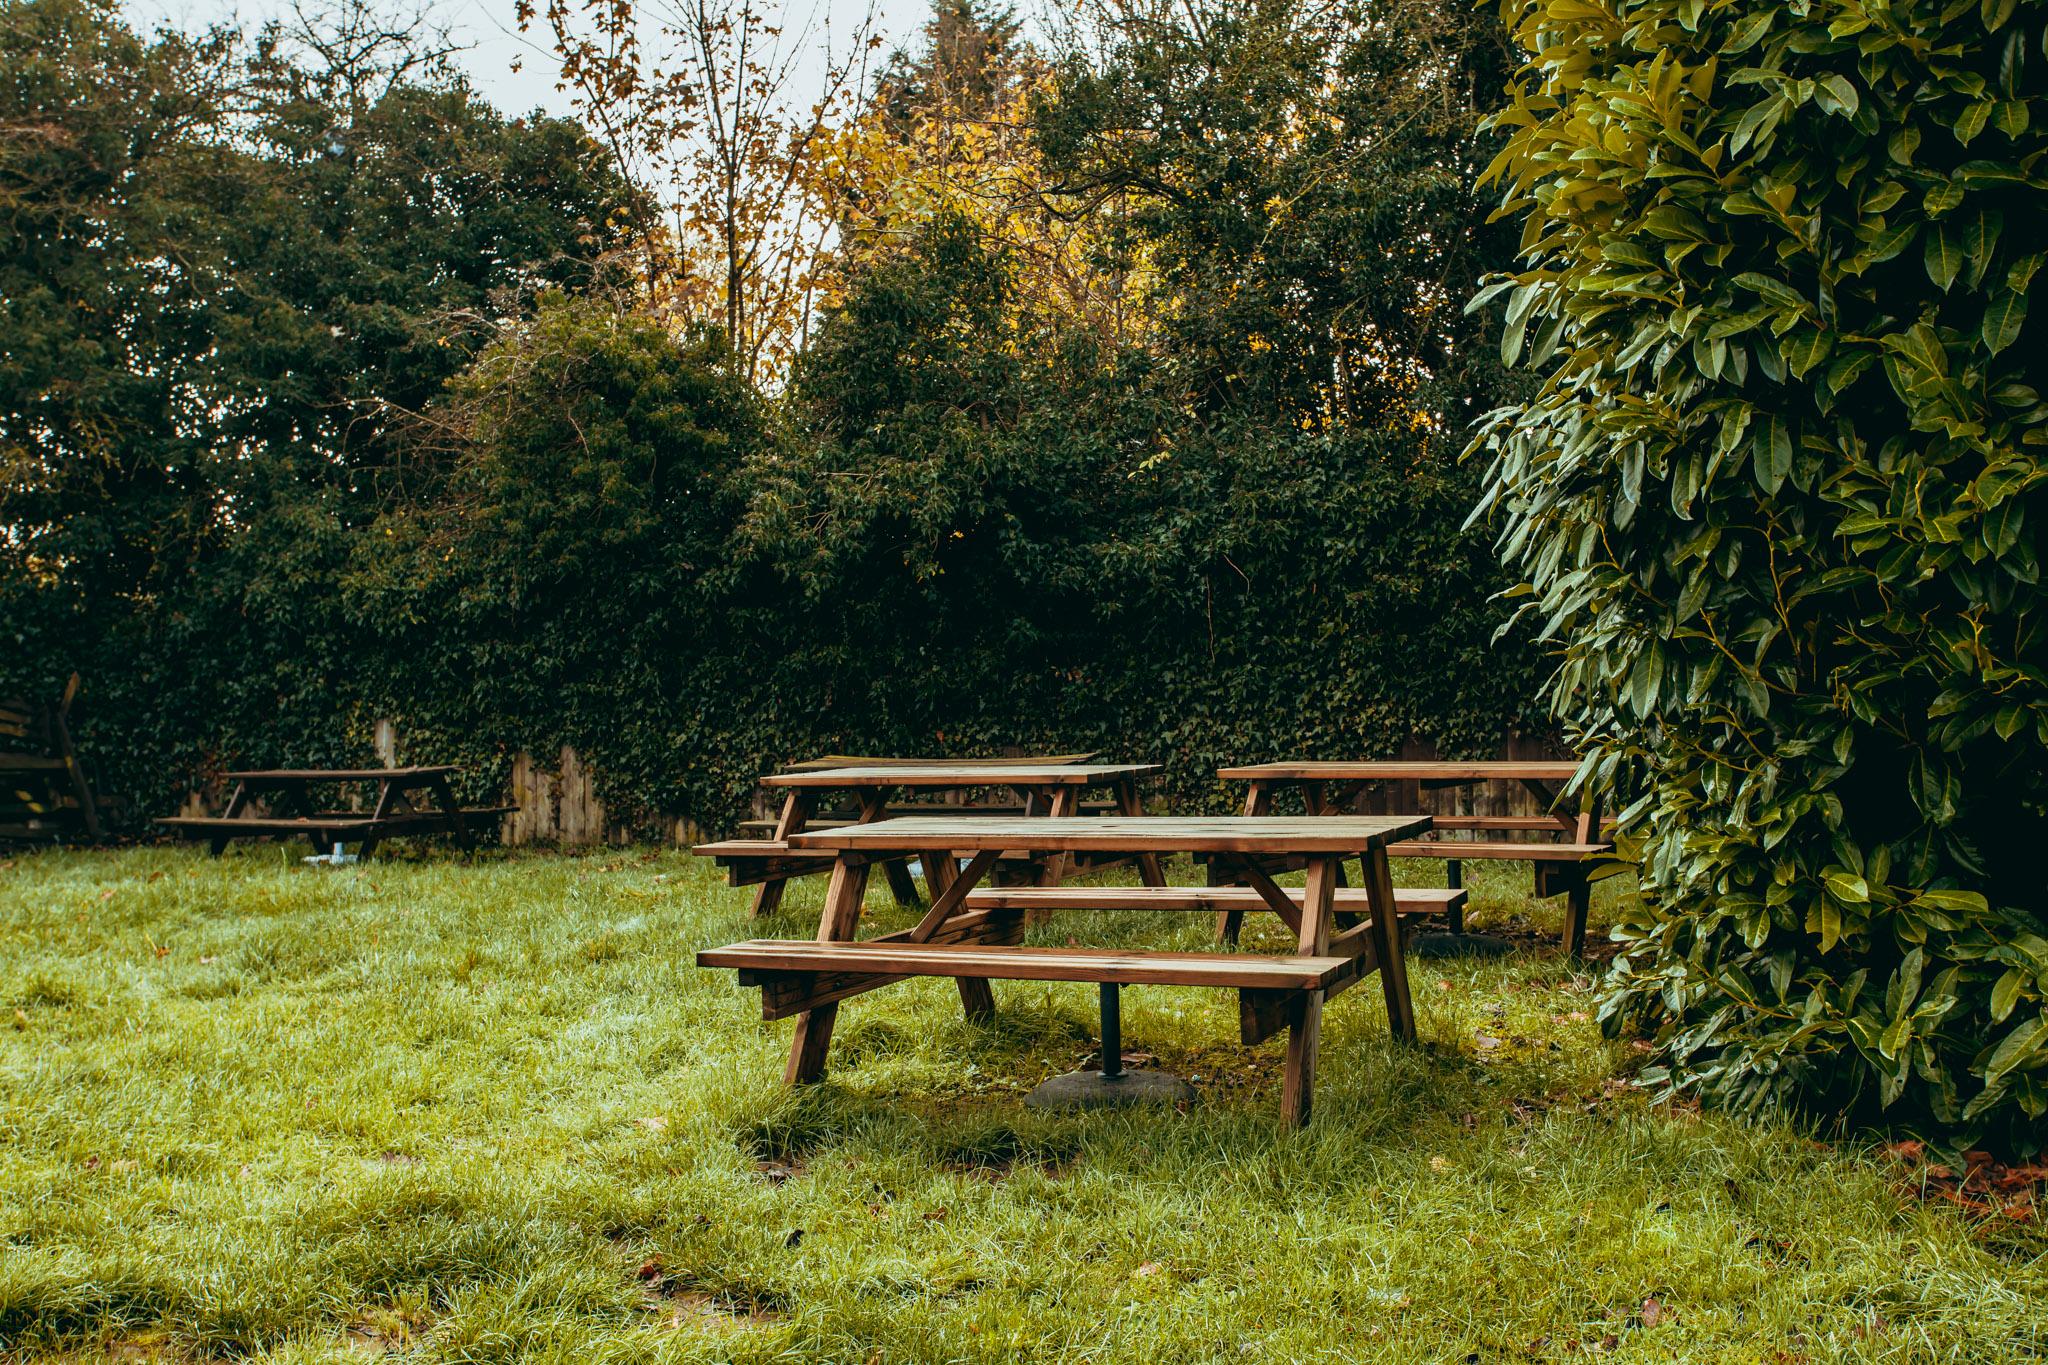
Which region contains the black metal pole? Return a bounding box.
[1099,983,1122,1079]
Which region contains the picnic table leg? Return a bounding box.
[358,778,402,861]
[1444,859,1464,934]
[271,779,323,854]
[751,792,815,919]
[1361,845,1418,1044]
[1033,786,1081,889]
[849,790,922,909]
[1281,855,1337,1128]
[911,846,999,1021]
[52,677,100,841]
[882,858,922,907]
[1561,785,1602,956]
[923,849,958,900]
[786,856,872,1085]
[1301,783,1350,888]
[1114,779,1165,886]
[911,847,1002,1022]
[1563,873,1591,958]
[210,782,251,857]
[429,776,473,853]
[1208,858,1242,945]
[1216,780,1273,943]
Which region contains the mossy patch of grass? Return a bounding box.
[0,845,2040,1363]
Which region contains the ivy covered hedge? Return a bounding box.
[6,0,1548,836]
[1475,0,2048,1144]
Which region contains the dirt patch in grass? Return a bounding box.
[343,1303,433,1355]
[634,1258,786,1331]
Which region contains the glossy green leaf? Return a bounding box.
[1983,291,2027,355]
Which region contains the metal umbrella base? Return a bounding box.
[1025,984,1193,1110]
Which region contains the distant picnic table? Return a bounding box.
[694,760,1166,916]
[1,675,106,843]
[699,813,1431,1127]
[1218,760,1611,954]
[158,766,513,858]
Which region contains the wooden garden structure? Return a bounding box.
[158,766,513,857]
[0,675,104,843]
[1218,761,1612,955]
[699,814,1435,1128]
[694,760,1164,915]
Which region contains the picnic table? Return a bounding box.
[698,813,1432,1127]
[694,761,1166,917]
[1,675,105,843]
[1218,761,1611,954]
[158,766,513,857]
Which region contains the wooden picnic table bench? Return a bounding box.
[695,760,1165,917]
[1217,761,1612,955]
[1,675,106,843]
[698,813,1431,1127]
[158,765,513,858]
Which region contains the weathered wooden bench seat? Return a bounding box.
[701,939,1351,990]
[1384,839,1611,954]
[159,809,515,839]
[692,837,840,883]
[694,838,1043,888]
[700,936,1379,1055]
[1384,839,1608,862]
[961,885,1465,917]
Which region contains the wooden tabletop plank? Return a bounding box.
[221,766,459,781]
[780,752,1098,771]
[762,763,1161,788]
[787,814,1431,853]
[1218,761,1581,781]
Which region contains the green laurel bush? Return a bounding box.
[1473,0,2048,1144]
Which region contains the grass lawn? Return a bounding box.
[1,845,2042,1364]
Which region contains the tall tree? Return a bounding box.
[1032,0,1522,431]
[521,0,881,378]
[0,0,643,800]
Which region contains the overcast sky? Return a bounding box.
[122,0,935,121]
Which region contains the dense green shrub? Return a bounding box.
[735,207,1541,821]
[351,292,765,818]
[1475,0,2048,1144]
